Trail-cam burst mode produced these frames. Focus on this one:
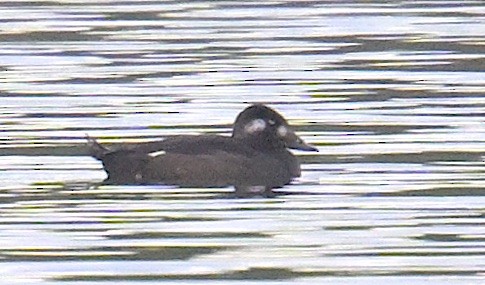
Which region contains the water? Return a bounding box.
[0,0,484,284]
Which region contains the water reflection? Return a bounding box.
[1,183,483,282]
[1,0,484,283]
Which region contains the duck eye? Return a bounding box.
[244,119,266,134]
[277,125,288,137]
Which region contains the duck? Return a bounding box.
[87,104,318,197]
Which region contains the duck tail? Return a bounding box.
[86,134,109,160]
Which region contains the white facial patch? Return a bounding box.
[277,125,288,137]
[245,119,266,134]
[148,150,166,157]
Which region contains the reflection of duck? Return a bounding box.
[88,104,318,197]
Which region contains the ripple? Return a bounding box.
[0,0,484,283]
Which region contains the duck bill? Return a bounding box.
[284,132,318,152]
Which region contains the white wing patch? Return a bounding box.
[148,150,166,157]
[244,119,266,134]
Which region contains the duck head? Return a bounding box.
[232,104,318,152]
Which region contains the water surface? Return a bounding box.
[0,0,484,284]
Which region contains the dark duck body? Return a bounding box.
[88,104,318,197]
